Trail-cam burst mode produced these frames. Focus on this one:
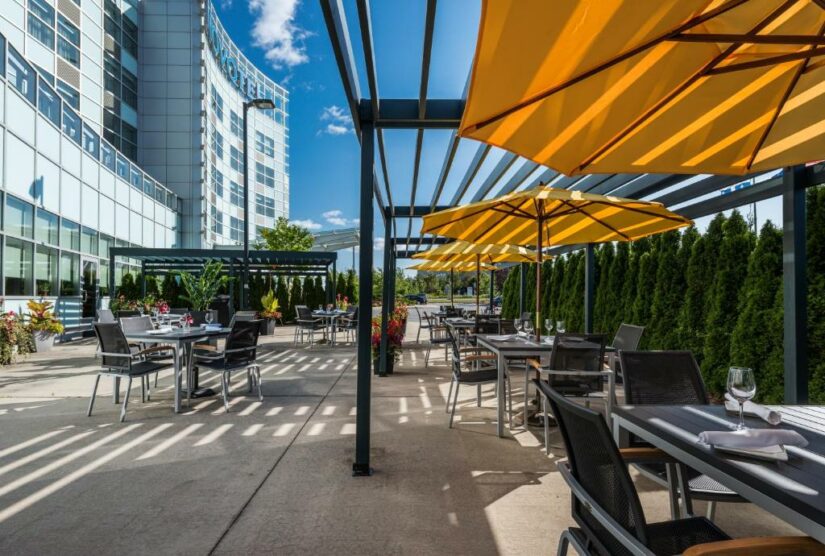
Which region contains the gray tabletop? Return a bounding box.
[613,404,825,541]
[123,327,231,341]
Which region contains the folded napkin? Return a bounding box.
[724,394,782,425]
[487,334,517,341]
[698,429,808,450]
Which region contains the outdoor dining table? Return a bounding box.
[123,326,231,413]
[612,404,825,543]
[311,310,347,345]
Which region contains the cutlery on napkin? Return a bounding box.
[698,429,807,450]
[724,393,782,425]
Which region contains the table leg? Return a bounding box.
[665,463,681,520]
[497,350,505,438]
[113,376,120,404]
[173,341,182,413]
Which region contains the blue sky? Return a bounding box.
[214,1,783,271]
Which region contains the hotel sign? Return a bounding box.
[206,8,269,101]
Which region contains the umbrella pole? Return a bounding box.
[536,217,542,342]
[450,269,454,307]
[476,254,480,316]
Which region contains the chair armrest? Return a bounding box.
[98,351,134,359]
[464,354,497,363]
[224,346,257,355]
[193,343,218,352]
[136,345,174,357]
[459,347,489,354]
[684,537,825,556]
[527,358,542,370]
[618,447,679,464]
[540,369,611,377]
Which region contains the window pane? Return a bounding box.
[116,155,129,179]
[37,77,61,127]
[61,219,80,251]
[99,234,113,258]
[82,124,100,158]
[101,142,116,171]
[5,196,34,238]
[7,46,36,103]
[57,15,80,46]
[35,209,59,245]
[130,166,142,190]
[62,106,82,143]
[35,245,58,297]
[57,37,80,67]
[81,226,97,255]
[59,252,79,295]
[29,0,55,24]
[99,261,110,296]
[56,80,80,109]
[28,13,55,49]
[5,238,33,296]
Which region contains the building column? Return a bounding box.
[783,165,808,403]
[584,244,595,333]
[379,218,392,376]
[354,120,375,476]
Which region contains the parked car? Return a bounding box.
[492,296,502,307]
[404,293,427,305]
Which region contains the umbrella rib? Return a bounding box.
[497,202,534,219]
[593,200,689,224]
[815,0,825,9]
[576,0,798,172]
[671,33,825,45]
[746,21,825,170]
[706,46,825,75]
[463,0,749,134]
[559,200,632,241]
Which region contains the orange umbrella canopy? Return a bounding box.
[461,0,825,175]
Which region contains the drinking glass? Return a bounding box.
[138,305,144,316]
[727,366,756,431]
[524,320,534,339]
[205,312,213,325]
[513,319,521,333]
[556,320,566,334]
[544,319,553,334]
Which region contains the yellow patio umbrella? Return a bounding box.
[413,240,539,314]
[461,0,825,175]
[409,259,499,312]
[421,187,692,339]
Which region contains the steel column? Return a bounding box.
[379,221,392,376]
[585,244,595,333]
[354,120,375,476]
[140,261,146,298]
[783,165,808,403]
[109,250,115,298]
[332,261,337,304]
[241,104,250,309]
[489,269,495,313]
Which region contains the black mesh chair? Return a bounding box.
[193,320,263,411]
[120,315,175,390]
[607,323,645,378]
[338,306,358,342]
[412,306,426,343]
[294,305,323,345]
[620,351,746,520]
[531,333,608,452]
[116,309,140,318]
[445,326,509,428]
[169,308,189,315]
[424,313,451,368]
[89,323,173,422]
[542,380,823,556]
[97,309,115,323]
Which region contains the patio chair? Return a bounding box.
[424,313,451,368]
[295,305,323,345]
[531,333,607,452]
[116,309,140,318]
[96,309,115,323]
[229,310,258,328]
[193,320,263,411]
[445,326,510,428]
[88,323,173,422]
[540,381,823,556]
[169,308,189,315]
[120,316,175,389]
[338,306,358,342]
[412,306,427,343]
[607,323,645,378]
[620,351,746,520]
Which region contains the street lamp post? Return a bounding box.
[241,98,276,309]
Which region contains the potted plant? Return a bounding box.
[371,316,404,375]
[0,310,34,364]
[179,261,227,325]
[259,289,282,335]
[393,301,409,335]
[26,300,64,353]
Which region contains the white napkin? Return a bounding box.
[698,429,808,449]
[487,334,517,341]
[724,394,782,425]
[148,327,173,334]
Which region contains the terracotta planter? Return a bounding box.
[34,331,55,352]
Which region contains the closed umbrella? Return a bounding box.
[422,186,691,340]
[461,0,825,175]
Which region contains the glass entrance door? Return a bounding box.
[81,259,98,318]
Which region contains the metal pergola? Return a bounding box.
[109,248,338,307]
[320,0,824,476]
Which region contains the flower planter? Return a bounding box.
[263,318,276,336]
[373,356,394,375]
[34,331,55,353]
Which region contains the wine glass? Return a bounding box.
[556,320,566,334]
[513,318,521,334]
[727,367,756,431]
[544,319,553,334]
[205,312,213,326]
[523,319,534,339]
[138,305,144,316]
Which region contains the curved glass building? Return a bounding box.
[0,0,289,317]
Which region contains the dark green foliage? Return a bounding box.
[631,249,658,345]
[730,222,783,403]
[702,211,755,395]
[345,269,358,303]
[593,244,614,334]
[540,260,553,332]
[808,187,825,403]
[117,273,140,300]
[335,272,347,302]
[275,277,290,321]
[160,274,184,307]
[524,263,537,324]
[288,277,302,320]
[501,266,519,319]
[314,276,325,308]
[547,256,567,328]
[302,276,314,308]
[604,242,629,336]
[145,275,160,297]
[649,231,685,349]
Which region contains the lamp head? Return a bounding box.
[249,98,275,110]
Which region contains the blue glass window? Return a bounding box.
[37,77,61,127]
[62,106,82,144]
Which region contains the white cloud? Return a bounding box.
[319,105,353,136]
[290,218,321,231]
[322,209,357,227]
[374,237,385,251]
[248,0,309,69]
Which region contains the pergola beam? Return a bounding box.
[357,99,464,129]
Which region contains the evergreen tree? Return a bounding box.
[702,211,755,396]
[807,187,825,403]
[501,266,519,319]
[548,256,567,326]
[540,259,554,333]
[678,215,727,361]
[525,263,537,324]
[336,272,347,303]
[649,230,685,349]
[622,237,650,325]
[275,276,289,320]
[631,247,658,346]
[559,253,580,326]
[605,242,629,335]
[302,276,315,308]
[145,275,160,297]
[288,277,302,317]
[568,254,586,332]
[593,244,614,333]
[345,269,358,303]
[315,275,326,307]
[730,221,783,403]
[160,273,183,307]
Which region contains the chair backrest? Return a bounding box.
[474,317,500,335]
[548,333,607,394]
[169,308,189,315]
[97,309,115,323]
[116,309,140,318]
[499,320,517,334]
[612,324,645,352]
[443,325,462,377]
[120,316,153,334]
[539,381,648,555]
[225,319,262,366]
[620,350,708,405]
[93,322,132,370]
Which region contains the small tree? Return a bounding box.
[288,277,302,319]
[179,261,229,311]
[593,244,614,334]
[604,241,629,335]
[648,230,684,349]
[500,266,519,319]
[257,217,314,251]
[345,269,358,303]
[275,276,289,320]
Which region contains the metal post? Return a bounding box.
[140,261,147,298]
[449,269,454,306]
[519,262,527,317]
[228,261,235,315]
[489,269,495,313]
[585,244,595,333]
[241,104,251,310]
[109,251,115,299]
[354,120,375,477]
[476,254,481,316]
[535,218,542,342]
[379,220,391,376]
[389,252,396,314]
[783,165,808,403]
[332,261,337,304]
